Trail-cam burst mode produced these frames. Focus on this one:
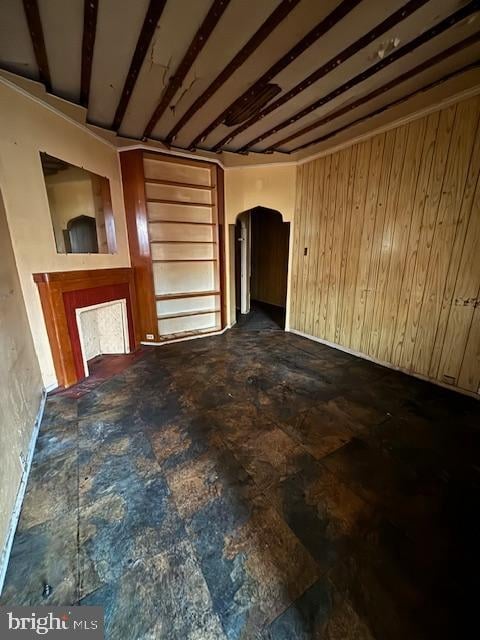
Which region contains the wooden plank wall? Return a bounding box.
[250,208,290,308]
[290,95,480,395]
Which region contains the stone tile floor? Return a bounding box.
[235,300,286,331]
[1,327,479,639]
[50,349,147,399]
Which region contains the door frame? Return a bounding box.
[233,207,291,323]
[237,212,251,314]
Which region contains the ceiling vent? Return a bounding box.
[224,83,281,127]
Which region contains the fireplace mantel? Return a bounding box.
[33,268,140,388]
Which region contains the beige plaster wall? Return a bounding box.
[0,80,130,388]
[224,164,297,326]
[0,188,43,573]
[224,164,296,224]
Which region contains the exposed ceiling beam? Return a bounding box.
[112,0,167,131]
[80,0,98,107]
[143,0,231,140]
[22,0,51,91]
[211,0,430,152]
[292,56,480,152]
[163,0,301,146]
[187,0,361,150]
[238,0,480,153]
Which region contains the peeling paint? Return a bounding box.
[170,74,199,115]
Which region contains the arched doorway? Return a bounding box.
[233,206,290,330]
[64,215,98,253]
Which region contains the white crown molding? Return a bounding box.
[3,70,479,170]
[117,142,225,167]
[0,75,116,150]
[295,83,480,165]
[122,84,480,169]
[117,143,296,170]
[223,159,298,170]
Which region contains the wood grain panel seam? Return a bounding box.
[408,105,459,371]
[428,105,480,379]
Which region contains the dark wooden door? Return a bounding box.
[67,215,98,253]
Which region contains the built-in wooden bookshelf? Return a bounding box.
[120,150,225,343]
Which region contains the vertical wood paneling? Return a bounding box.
[296,162,310,331]
[301,161,316,332]
[291,95,480,395]
[312,158,329,338]
[429,113,480,378]
[305,161,322,335]
[399,106,456,371]
[351,136,384,352]
[378,118,426,363]
[438,174,480,386]
[317,156,334,338]
[360,132,395,354]
[458,303,480,392]
[340,141,370,347]
[391,112,439,366]
[412,99,479,376]
[325,152,342,343]
[335,145,357,345]
[369,127,407,358]
[289,164,305,328]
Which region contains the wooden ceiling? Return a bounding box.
[1,0,479,156]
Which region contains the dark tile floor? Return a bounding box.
[2,327,479,639]
[51,350,147,399]
[236,300,286,331]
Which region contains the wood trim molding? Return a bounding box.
[215,164,227,328]
[246,0,480,152]
[164,0,300,145]
[121,148,226,340]
[119,150,159,340]
[22,0,51,91]
[33,267,136,287]
[294,84,480,165]
[291,55,480,152]
[33,268,139,388]
[143,0,231,140]
[116,80,480,167]
[143,150,218,169]
[188,0,361,150]
[35,276,73,388]
[211,0,429,152]
[80,0,98,107]
[112,0,168,131]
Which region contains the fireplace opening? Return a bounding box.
[76,299,130,377]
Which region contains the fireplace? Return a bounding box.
[34,268,139,388]
[76,299,130,377]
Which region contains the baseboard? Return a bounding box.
[289,328,479,400]
[0,388,47,595]
[141,325,229,347]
